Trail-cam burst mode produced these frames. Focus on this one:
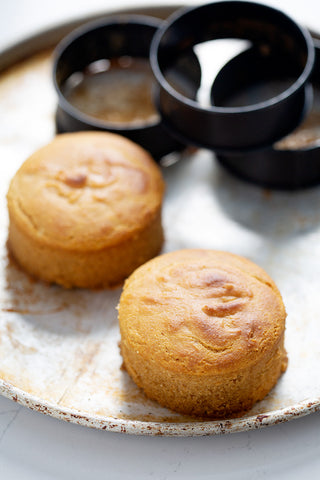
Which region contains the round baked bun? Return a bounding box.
[118,249,287,418]
[7,132,165,288]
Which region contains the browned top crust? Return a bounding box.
[7,132,164,251]
[118,249,286,375]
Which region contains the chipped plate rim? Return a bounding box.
[1,378,320,436]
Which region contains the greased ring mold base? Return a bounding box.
[53,15,186,159]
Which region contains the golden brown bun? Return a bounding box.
[118,249,287,418]
[7,132,165,288]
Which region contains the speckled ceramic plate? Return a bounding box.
[0,5,320,436]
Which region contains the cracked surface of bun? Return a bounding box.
[118,249,287,417]
[7,132,164,288]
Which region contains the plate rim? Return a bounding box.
[1,378,320,436]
